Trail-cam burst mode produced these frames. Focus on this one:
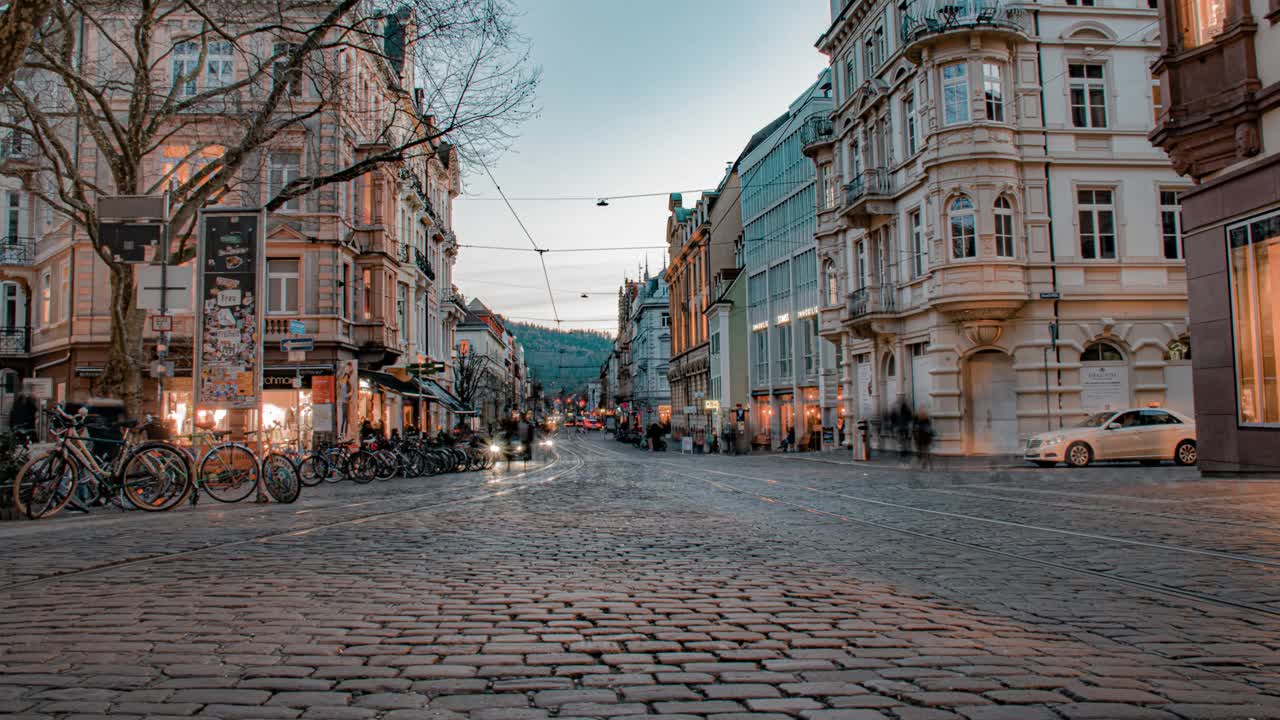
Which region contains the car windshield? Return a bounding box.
[1075,412,1116,428]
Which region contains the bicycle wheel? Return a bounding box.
[121,442,193,512]
[199,443,259,503]
[23,451,79,520]
[374,450,397,481]
[297,454,329,487]
[319,449,347,482]
[346,451,376,484]
[263,453,301,503]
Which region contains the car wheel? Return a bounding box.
[1066,442,1093,468]
[1033,461,1056,468]
[1175,440,1197,466]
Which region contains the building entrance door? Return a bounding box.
[966,350,1018,454]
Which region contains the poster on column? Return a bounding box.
[337,359,359,441]
[1081,364,1130,412]
[193,210,263,408]
[857,359,874,417]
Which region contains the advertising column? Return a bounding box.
[192,210,264,414]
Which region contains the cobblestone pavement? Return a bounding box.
[1,435,1279,719]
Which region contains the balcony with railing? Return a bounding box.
[899,0,1031,62]
[414,248,435,280]
[842,169,895,228]
[846,286,897,337]
[0,133,31,164]
[800,116,835,157]
[0,327,29,355]
[0,236,34,265]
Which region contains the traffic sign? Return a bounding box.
[280,337,315,352]
[288,320,306,335]
[151,315,172,332]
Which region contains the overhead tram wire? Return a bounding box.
[473,160,562,328]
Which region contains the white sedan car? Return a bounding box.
[1024,407,1197,468]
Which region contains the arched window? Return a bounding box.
[1081,342,1124,362]
[994,196,1015,258]
[884,352,897,379]
[824,259,840,307]
[949,196,976,259]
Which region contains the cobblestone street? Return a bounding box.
[2,435,1279,719]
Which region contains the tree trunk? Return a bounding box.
[97,263,146,418]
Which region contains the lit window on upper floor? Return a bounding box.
[1178,0,1226,47]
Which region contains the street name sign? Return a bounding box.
[280,337,315,352]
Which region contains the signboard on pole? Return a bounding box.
[280,337,315,352]
[192,209,264,408]
[151,315,173,332]
[136,265,193,311]
[288,320,306,335]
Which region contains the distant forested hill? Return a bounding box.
[507,321,613,397]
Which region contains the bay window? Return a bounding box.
[1177,0,1226,48]
[942,63,969,125]
[983,63,1004,122]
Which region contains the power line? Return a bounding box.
[454,179,820,203]
[472,158,562,328]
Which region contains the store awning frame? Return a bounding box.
[417,377,476,415]
[359,369,420,396]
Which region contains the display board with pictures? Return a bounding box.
[194,212,263,408]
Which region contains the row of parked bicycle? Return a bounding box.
[8,403,536,521]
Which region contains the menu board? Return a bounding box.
[193,212,262,408]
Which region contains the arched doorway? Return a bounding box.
[966,350,1018,454]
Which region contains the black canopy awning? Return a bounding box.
[359,369,419,396]
[419,378,475,415]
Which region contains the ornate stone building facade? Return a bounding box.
[812,0,1192,454]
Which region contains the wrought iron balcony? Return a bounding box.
[842,169,894,227]
[0,327,29,355]
[800,117,835,156]
[0,133,29,162]
[0,236,34,265]
[899,0,1031,60]
[847,286,896,320]
[396,242,411,264]
[414,248,435,280]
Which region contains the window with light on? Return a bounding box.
[1227,208,1280,425]
[1178,0,1226,48]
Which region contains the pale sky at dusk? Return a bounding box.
[451,0,830,334]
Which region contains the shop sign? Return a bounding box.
[263,367,332,390]
[682,405,698,414]
[193,210,263,408]
[704,399,720,411]
[1081,364,1129,412]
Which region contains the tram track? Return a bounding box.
[577,439,1280,618]
[0,444,587,593]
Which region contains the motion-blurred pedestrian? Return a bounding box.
[913,408,934,469]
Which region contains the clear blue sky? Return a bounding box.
[452,0,830,334]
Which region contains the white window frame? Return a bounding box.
[267,258,300,314]
[1160,188,1184,260]
[1069,63,1108,129]
[949,196,977,259]
[171,40,199,97]
[39,268,50,325]
[1077,188,1117,260]
[58,261,69,321]
[910,208,926,277]
[994,196,1015,258]
[269,152,302,211]
[206,40,233,89]
[942,62,970,126]
[903,95,917,156]
[983,62,1005,122]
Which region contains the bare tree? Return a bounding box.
[1,0,538,414]
[452,345,498,415]
[0,0,53,89]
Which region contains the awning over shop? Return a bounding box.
[418,378,476,415]
[359,369,420,396]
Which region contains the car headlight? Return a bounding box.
[515,444,523,451]
[541,439,554,447]
[489,444,501,453]
[1042,435,1066,446]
